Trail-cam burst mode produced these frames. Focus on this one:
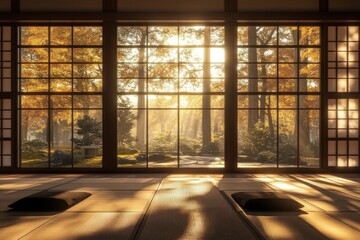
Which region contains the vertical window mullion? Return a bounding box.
[47,26,51,168]
[225,21,238,171]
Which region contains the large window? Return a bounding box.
[237,26,321,168]
[12,23,360,171]
[18,26,103,168]
[117,25,225,168]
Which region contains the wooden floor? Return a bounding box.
[0,174,359,240]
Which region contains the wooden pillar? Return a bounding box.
[224,0,238,172]
[102,21,118,171]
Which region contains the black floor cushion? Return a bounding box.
[8,191,91,211]
[231,192,304,211]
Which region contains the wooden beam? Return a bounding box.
[225,0,237,12]
[224,21,238,172]
[103,0,117,12]
[1,12,360,21]
[319,0,329,13]
[102,21,118,171]
[11,0,20,12]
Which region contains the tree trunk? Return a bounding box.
[136,33,146,148]
[294,29,310,152]
[259,62,266,123]
[192,114,199,139]
[22,114,29,143]
[267,107,275,144]
[248,26,259,130]
[202,27,211,149]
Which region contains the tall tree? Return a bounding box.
[248,26,259,130]
[136,32,146,148]
[202,27,211,149]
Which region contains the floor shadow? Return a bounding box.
[217,176,335,240]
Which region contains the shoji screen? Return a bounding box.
[327,26,359,167]
[0,26,12,167]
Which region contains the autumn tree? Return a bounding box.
[73,115,102,147]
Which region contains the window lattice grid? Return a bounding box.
[237,26,321,168]
[0,26,11,93]
[327,98,359,167]
[328,26,359,93]
[18,26,103,168]
[0,99,12,167]
[117,25,225,169]
[0,26,12,168]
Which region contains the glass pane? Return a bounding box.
[117,48,146,62]
[117,109,146,168]
[279,95,296,108]
[21,64,48,78]
[180,95,202,108]
[73,48,102,62]
[74,79,102,92]
[148,63,178,78]
[21,110,48,168]
[278,48,296,62]
[256,27,277,45]
[73,27,102,45]
[50,27,72,45]
[21,95,48,109]
[238,109,277,168]
[73,110,102,168]
[279,27,298,45]
[50,48,72,62]
[210,27,225,46]
[148,110,178,168]
[299,110,320,167]
[150,48,178,62]
[148,95,177,108]
[148,27,178,45]
[73,95,102,108]
[299,27,320,45]
[117,27,147,46]
[279,79,296,92]
[20,27,48,45]
[50,110,72,167]
[279,64,297,78]
[50,64,72,78]
[74,64,102,78]
[300,48,320,63]
[118,64,146,78]
[21,79,48,92]
[51,79,72,92]
[179,109,202,166]
[279,110,297,167]
[117,95,140,109]
[180,26,205,45]
[118,79,140,92]
[50,95,72,108]
[148,79,178,92]
[21,48,48,62]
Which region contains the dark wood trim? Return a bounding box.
[3,21,360,173]
[224,21,237,172]
[103,0,117,12]
[102,21,118,170]
[321,23,328,169]
[0,167,359,174]
[225,0,237,12]
[1,12,360,21]
[11,23,18,169]
[319,0,329,13]
[11,0,20,12]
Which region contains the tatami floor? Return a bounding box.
[0,174,359,240]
